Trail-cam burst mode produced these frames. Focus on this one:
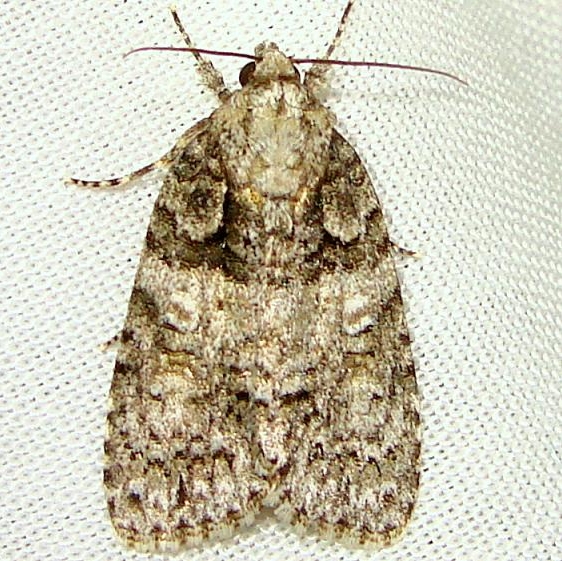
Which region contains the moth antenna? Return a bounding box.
[293,57,468,86]
[125,46,258,62]
[125,46,467,86]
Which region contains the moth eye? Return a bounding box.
[239,62,256,86]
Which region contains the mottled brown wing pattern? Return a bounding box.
[271,131,420,545]
[103,124,420,551]
[103,129,272,551]
[97,38,420,552]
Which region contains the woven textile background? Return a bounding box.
[1,1,560,560]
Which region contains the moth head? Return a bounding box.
[239,42,300,86]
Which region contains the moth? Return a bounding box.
[69,0,463,552]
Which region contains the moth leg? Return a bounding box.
[391,241,420,258]
[304,0,356,91]
[169,7,231,101]
[99,333,120,352]
[65,117,208,188]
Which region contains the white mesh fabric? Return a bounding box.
[1,1,560,560]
